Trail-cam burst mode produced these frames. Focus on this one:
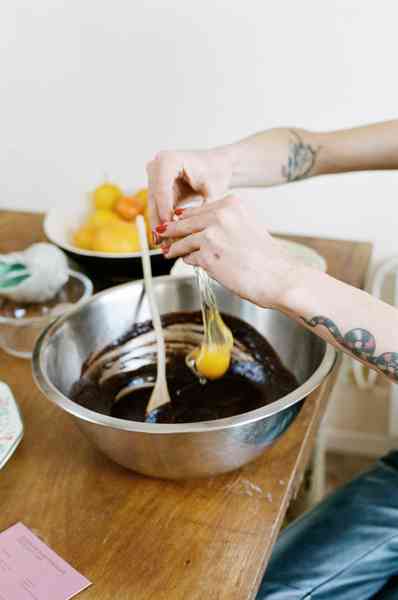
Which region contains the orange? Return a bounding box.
[115,196,145,221]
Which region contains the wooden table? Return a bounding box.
[0,211,372,600]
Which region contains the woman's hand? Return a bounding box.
[146,148,232,227]
[146,128,324,228]
[157,196,299,309]
[157,196,398,384]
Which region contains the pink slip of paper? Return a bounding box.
[0,522,91,600]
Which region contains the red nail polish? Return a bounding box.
[156,223,168,233]
[174,208,184,216]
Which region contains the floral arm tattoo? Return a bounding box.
[304,316,398,382]
[282,129,318,182]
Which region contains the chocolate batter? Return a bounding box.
[71,312,298,424]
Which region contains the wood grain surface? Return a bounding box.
[0,211,372,599]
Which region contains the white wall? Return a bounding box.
[1,0,397,263]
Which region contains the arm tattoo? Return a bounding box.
[304,316,398,382]
[282,129,318,182]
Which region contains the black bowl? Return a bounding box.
[61,248,176,285]
[44,208,176,285]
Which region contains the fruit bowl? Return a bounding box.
[44,205,175,283]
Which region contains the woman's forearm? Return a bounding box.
[161,196,398,383]
[220,120,398,189]
[281,267,398,383]
[221,128,320,188]
[147,119,398,224]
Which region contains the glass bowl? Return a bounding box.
[0,270,93,359]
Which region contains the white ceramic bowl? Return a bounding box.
[44,206,174,282]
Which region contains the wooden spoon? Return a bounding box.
[136,216,171,416]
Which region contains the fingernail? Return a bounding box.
[174,208,184,216]
[156,223,168,234]
[161,242,170,254]
[152,230,160,245]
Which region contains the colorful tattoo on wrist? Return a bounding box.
[304,316,398,382]
[282,130,317,182]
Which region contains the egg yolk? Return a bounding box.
[195,345,231,380]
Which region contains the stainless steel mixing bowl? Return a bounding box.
[33,276,337,479]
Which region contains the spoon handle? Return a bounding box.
[136,216,169,411]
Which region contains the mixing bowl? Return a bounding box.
[33,276,337,479]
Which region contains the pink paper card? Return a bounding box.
[0,523,92,600]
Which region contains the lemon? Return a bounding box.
[134,188,148,206]
[92,182,123,210]
[92,221,141,253]
[73,224,96,250]
[87,209,121,227]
